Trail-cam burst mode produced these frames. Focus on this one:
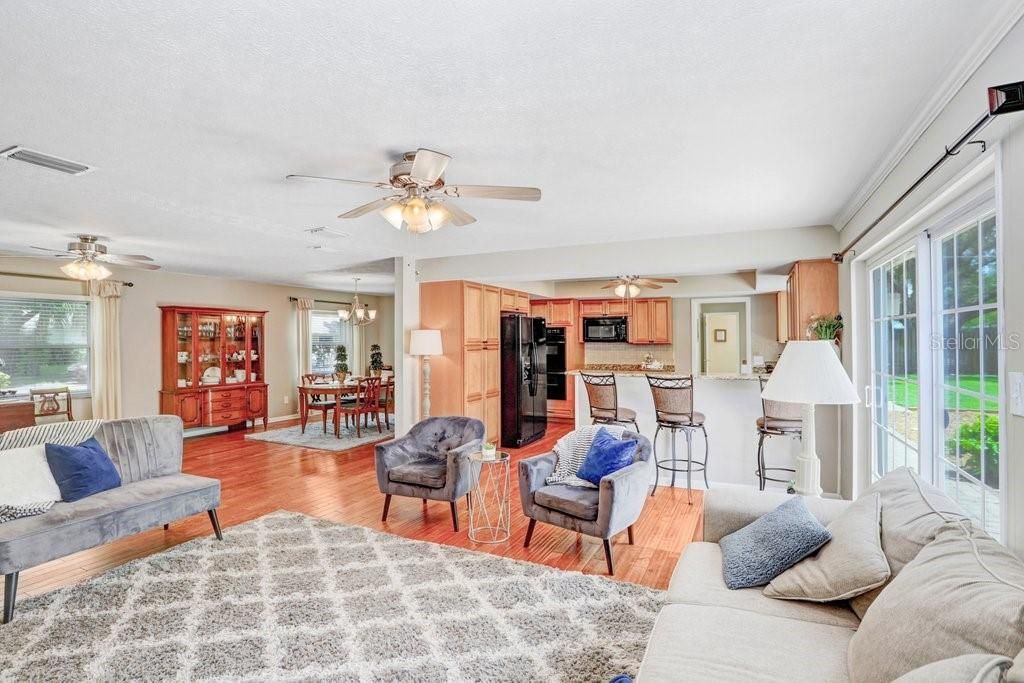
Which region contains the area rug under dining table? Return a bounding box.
[245,415,394,451]
[1,512,662,682]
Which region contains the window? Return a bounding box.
[0,295,91,394]
[867,200,1003,539]
[310,310,354,374]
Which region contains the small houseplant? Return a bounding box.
[807,313,843,342]
[369,343,384,376]
[334,344,349,382]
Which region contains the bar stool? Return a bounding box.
[580,372,638,429]
[756,375,802,491]
[646,375,708,503]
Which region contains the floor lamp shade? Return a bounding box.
[760,341,859,497]
[410,330,442,419]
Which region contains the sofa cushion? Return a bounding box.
[389,460,447,488]
[849,467,970,618]
[0,444,62,507]
[848,524,1024,683]
[534,484,600,521]
[765,493,890,602]
[667,542,860,629]
[0,473,220,574]
[576,427,637,485]
[45,437,122,502]
[893,654,1014,682]
[637,603,853,682]
[719,497,831,589]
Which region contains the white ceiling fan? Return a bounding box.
[28,234,159,281]
[600,275,678,299]
[287,148,541,233]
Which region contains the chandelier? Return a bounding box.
[338,277,376,326]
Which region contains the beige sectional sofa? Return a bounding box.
[637,468,1024,682]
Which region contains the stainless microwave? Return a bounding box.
[583,316,628,342]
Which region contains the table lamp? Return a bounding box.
[409,329,443,419]
[760,340,859,496]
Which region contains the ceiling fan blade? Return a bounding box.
[409,149,451,185]
[97,255,161,269]
[644,283,664,289]
[31,246,75,255]
[107,253,154,261]
[600,283,619,289]
[286,174,392,189]
[338,196,399,219]
[646,277,678,283]
[442,201,477,227]
[444,185,541,201]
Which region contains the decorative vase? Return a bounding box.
[336,372,347,383]
[371,368,382,377]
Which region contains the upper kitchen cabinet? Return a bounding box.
[529,299,576,327]
[579,299,630,317]
[629,298,672,344]
[463,282,501,345]
[500,288,530,314]
[786,259,839,340]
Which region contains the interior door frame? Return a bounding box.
[690,296,752,376]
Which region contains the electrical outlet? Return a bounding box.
[283,395,290,405]
[1010,372,1024,417]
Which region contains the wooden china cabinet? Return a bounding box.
[159,306,268,430]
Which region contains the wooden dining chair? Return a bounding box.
[30,387,73,422]
[338,376,382,438]
[379,377,395,430]
[300,373,336,434]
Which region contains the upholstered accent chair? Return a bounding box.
[518,429,652,575]
[374,416,485,532]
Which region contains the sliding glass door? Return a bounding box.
[867,200,1003,539]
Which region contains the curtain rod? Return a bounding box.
[0,270,134,287]
[288,296,351,307]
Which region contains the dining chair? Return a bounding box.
[338,376,383,438]
[30,386,74,422]
[300,373,336,434]
[379,377,395,430]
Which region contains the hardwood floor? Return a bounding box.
[17,420,703,599]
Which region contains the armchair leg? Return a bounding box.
[524,519,537,548]
[163,523,170,530]
[603,539,614,575]
[208,509,224,541]
[450,501,459,532]
[627,525,635,545]
[382,494,392,522]
[3,572,18,624]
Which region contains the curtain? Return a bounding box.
[295,297,314,379]
[89,280,122,419]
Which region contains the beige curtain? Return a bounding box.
[295,297,314,379]
[89,280,123,419]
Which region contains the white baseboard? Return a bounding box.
[268,413,299,424]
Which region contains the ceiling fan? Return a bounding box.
[287,148,541,233]
[30,234,160,281]
[600,275,678,299]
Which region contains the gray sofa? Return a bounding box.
[637,468,1024,681]
[519,430,652,575]
[375,416,485,532]
[0,415,222,623]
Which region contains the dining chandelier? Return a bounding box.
[338,277,376,326]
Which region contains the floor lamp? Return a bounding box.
[410,330,442,419]
[760,340,859,496]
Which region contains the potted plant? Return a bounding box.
[807,313,843,342]
[369,343,384,377]
[334,344,349,382]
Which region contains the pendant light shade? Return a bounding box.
[60,258,112,281]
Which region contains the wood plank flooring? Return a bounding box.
[17,420,703,599]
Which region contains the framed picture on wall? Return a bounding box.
[714,328,727,342]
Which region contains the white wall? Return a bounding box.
[836,19,1024,554]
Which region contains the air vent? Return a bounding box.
[0,146,94,175]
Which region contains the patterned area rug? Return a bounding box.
[1,512,663,682]
[245,414,394,451]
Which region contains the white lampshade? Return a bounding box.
[761,340,860,405]
[409,329,443,356]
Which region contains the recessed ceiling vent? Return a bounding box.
[0,146,94,175]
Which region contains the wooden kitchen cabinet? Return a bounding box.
[776,292,789,343]
[529,299,575,327]
[530,301,548,319]
[628,298,672,344]
[787,259,839,341]
[579,300,607,317]
[499,288,530,314]
[484,286,501,344]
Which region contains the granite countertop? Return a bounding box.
[568,365,769,380]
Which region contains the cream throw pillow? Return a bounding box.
[0,444,62,506]
[764,493,889,602]
[892,654,1013,682]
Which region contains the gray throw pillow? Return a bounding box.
[719,496,832,590]
[892,654,1013,682]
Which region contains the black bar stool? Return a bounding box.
[580,372,638,429]
[646,375,708,503]
[756,375,802,490]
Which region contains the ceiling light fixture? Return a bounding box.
[613,283,641,299]
[337,277,377,327]
[378,191,453,234]
[60,256,112,281]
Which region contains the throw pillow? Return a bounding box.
[892,654,1014,683]
[45,437,122,502]
[548,424,626,488]
[764,493,890,602]
[718,497,832,590]
[847,523,1024,683]
[576,427,637,485]
[0,444,62,524]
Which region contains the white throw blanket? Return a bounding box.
[546,424,626,488]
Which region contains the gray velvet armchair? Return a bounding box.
[375,416,485,531]
[518,430,652,575]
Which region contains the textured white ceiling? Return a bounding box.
[0,0,1014,292]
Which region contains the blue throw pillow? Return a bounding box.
[576,428,637,485]
[718,496,832,589]
[45,437,122,502]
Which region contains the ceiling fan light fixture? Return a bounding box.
[60,257,111,281]
[613,283,640,299]
[426,201,451,231]
[380,202,405,230]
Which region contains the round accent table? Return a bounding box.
[467,451,511,543]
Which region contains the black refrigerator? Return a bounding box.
[501,314,547,448]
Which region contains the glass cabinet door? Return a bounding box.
[247,315,264,383]
[174,311,195,389]
[197,314,223,386]
[223,314,247,385]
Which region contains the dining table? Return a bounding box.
[297,376,394,438]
